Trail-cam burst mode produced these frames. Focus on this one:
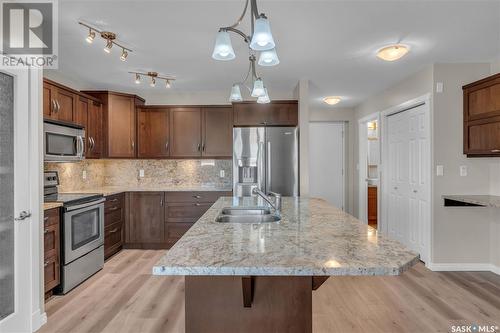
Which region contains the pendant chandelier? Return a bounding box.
[212,0,278,103]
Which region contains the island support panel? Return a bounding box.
[185,276,313,333]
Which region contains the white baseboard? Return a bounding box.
[426,262,500,275]
[31,310,47,332]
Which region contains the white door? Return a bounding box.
[384,102,430,263]
[309,122,345,210]
[0,68,32,332]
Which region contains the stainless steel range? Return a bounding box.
[44,171,105,294]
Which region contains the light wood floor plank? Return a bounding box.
[40,250,500,333]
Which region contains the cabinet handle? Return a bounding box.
[108,206,119,211]
[193,195,201,199]
[108,198,118,202]
[55,100,60,113]
[131,141,135,150]
[491,149,500,153]
[44,228,49,234]
[197,143,201,151]
[109,228,119,233]
[194,203,201,206]
[44,217,49,221]
[44,261,49,267]
[202,142,205,152]
[160,198,164,206]
[51,100,56,114]
[165,141,169,152]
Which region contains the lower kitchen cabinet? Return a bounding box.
[44,207,60,298]
[126,192,165,247]
[104,193,125,260]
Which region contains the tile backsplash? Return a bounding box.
[44,159,232,191]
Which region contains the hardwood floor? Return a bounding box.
[40,250,500,333]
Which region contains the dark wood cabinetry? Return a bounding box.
[233,100,298,126]
[44,208,60,297]
[104,193,125,260]
[202,107,233,157]
[169,107,202,157]
[87,100,103,158]
[43,79,77,122]
[367,186,377,227]
[164,191,231,247]
[126,192,165,247]
[463,73,500,157]
[83,91,145,158]
[137,107,170,158]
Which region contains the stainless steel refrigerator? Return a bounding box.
[233,127,299,197]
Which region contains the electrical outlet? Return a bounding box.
[139,169,145,178]
[82,170,87,180]
[436,165,444,176]
[460,165,467,177]
[219,170,225,178]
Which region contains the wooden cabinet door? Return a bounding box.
[108,94,136,158]
[87,101,103,159]
[233,103,268,126]
[466,79,500,121]
[169,107,202,157]
[43,82,56,119]
[137,108,170,158]
[75,97,89,154]
[233,101,298,126]
[466,120,500,154]
[54,87,76,122]
[128,192,164,244]
[202,107,233,157]
[267,102,298,126]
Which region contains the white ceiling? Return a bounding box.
[55,0,500,108]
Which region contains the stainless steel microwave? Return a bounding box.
[44,120,85,162]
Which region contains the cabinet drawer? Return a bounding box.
[165,202,212,223]
[104,222,123,259]
[44,223,59,259]
[44,207,60,227]
[165,222,193,245]
[44,255,60,292]
[105,193,124,210]
[165,191,231,203]
[105,207,123,226]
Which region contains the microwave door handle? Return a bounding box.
[77,136,84,158]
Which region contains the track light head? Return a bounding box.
[104,39,113,53]
[165,80,171,89]
[135,74,141,84]
[86,29,95,44]
[150,77,156,87]
[120,49,128,61]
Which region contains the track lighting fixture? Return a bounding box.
[86,29,95,44]
[79,22,133,61]
[129,71,176,89]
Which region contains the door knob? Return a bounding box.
[15,211,31,221]
[413,190,418,193]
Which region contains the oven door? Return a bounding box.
[63,199,105,265]
[44,122,85,161]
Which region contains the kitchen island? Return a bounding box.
[153,197,419,333]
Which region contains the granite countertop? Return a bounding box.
[153,197,419,277]
[62,185,233,196]
[442,195,500,208]
[43,202,63,210]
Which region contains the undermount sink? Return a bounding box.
[215,206,280,223]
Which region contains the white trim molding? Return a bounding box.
[427,262,500,275]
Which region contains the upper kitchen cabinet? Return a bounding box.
[83,91,145,158]
[87,100,103,159]
[43,79,77,122]
[202,106,233,158]
[463,73,500,156]
[169,107,202,157]
[137,107,170,158]
[233,100,298,127]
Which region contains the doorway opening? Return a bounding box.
[358,113,380,229]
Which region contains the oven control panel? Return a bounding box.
[44,171,59,188]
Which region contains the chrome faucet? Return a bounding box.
[252,188,282,216]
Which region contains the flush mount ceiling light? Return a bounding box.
[129,71,176,89]
[376,44,409,61]
[229,55,270,103]
[213,0,277,103]
[79,22,133,61]
[323,96,341,105]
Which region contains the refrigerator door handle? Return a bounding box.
[266,141,271,193]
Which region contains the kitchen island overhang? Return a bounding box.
[153,197,420,333]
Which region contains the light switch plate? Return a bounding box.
[82,170,87,180]
[460,165,467,177]
[139,169,145,178]
[436,165,444,176]
[436,82,444,93]
[219,170,225,178]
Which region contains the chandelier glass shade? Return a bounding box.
[258,48,279,66]
[212,31,236,60]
